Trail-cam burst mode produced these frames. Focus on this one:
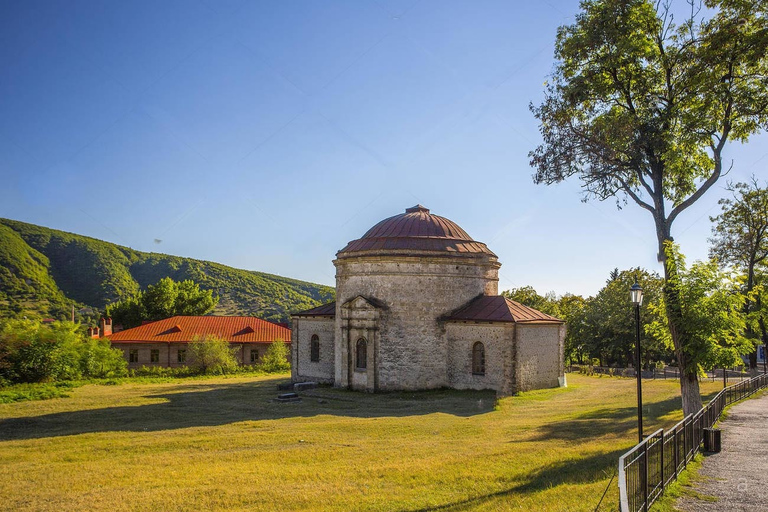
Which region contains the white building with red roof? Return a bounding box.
[292,205,565,394]
[106,315,291,368]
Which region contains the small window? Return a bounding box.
[310,334,320,362]
[129,349,139,363]
[355,338,367,370]
[150,349,160,363]
[250,349,259,363]
[472,342,485,376]
[177,349,186,363]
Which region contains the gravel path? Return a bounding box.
[675,391,768,512]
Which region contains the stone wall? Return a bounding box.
[445,322,515,394]
[292,317,335,383]
[515,324,565,391]
[334,254,499,391]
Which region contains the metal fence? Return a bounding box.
[618,372,768,512]
[568,364,752,382]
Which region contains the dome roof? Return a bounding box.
[337,205,496,258]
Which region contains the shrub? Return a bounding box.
[187,335,238,375]
[79,338,128,378]
[129,365,193,378]
[259,340,290,373]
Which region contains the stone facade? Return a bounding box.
[334,255,498,391]
[291,317,335,383]
[291,206,565,394]
[515,324,566,391]
[445,322,516,394]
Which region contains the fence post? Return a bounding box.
[673,428,679,477]
[660,433,665,488]
[643,441,649,512]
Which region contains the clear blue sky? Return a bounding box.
[1,0,766,297]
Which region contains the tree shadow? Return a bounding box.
[407,447,626,511]
[529,389,722,442]
[0,379,497,441]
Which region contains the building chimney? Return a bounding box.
[87,327,94,337]
[100,317,113,336]
[92,326,100,338]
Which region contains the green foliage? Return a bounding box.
[646,243,752,372]
[0,319,127,383]
[0,381,77,403]
[128,365,194,378]
[709,178,768,365]
[710,178,768,276]
[259,340,290,373]
[576,268,667,367]
[79,338,128,378]
[530,0,768,413]
[187,335,238,375]
[105,277,218,328]
[531,0,768,209]
[0,218,334,323]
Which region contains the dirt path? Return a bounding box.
[675,391,768,512]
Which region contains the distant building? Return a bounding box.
[292,205,565,394]
[105,316,291,368]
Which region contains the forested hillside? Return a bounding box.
[0,218,334,323]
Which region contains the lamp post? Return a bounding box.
[630,279,644,444]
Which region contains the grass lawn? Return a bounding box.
[0,373,725,512]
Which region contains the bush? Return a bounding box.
[79,338,128,378]
[0,319,128,383]
[187,336,238,375]
[128,365,193,378]
[259,341,290,373]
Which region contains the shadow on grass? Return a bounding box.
[407,447,627,512]
[0,378,498,441]
[529,389,722,442]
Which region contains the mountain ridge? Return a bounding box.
[0,218,334,324]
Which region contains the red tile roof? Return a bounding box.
[337,206,496,258]
[107,316,291,344]
[447,296,563,323]
[293,301,336,317]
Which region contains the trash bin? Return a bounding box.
[703,428,721,453]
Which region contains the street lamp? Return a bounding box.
[631,279,644,443]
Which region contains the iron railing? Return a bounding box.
[618,372,768,512]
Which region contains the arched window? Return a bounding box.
[472,342,485,376]
[356,338,367,370]
[310,334,320,362]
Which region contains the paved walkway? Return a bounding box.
[676,391,768,512]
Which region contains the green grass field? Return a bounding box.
[0,373,724,512]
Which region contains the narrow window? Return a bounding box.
[355,338,367,370]
[472,342,485,376]
[177,349,186,363]
[129,349,139,363]
[310,334,320,362]
[150,349,160,363]
[250,349,259,363]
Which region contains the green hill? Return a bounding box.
[0,218,334,324]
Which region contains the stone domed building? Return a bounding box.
[291,205,565,394]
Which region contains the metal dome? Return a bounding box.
[336,205,496,258]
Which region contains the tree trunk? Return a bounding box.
[656,221,704,416]
[679,371,702,416]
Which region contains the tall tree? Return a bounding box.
[530,0,768,414]
[105,278,218,329]
[709,177,768,369]
[579,268,667,367]
[646,243,752,372]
